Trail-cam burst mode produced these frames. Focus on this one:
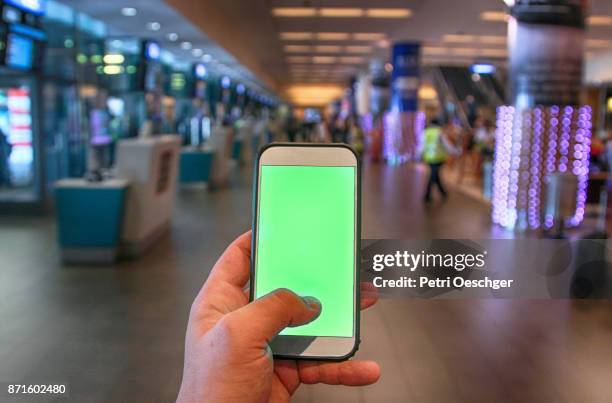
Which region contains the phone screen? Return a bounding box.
[255,165,356,337]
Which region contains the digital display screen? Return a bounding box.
[6,34,33,70]
[255,165,356,337]
[5,0,46,16]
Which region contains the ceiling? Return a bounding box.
[57,0,277,97]
[57,0,612,105]
[165,0,612,85]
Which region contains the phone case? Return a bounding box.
[250,143,362,361]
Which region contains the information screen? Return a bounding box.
[255,165,356,337]
[6,34,33,70]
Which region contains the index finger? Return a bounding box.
[204,231,252,292]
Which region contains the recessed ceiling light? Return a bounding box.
[319,8,364,17]
[314,45,342,53]
[202,54,212,62]
[377,39,391,48]
[443,34,477,43]
[423,47,447,55]
[147,22,161,31]
[181,41,192,50]
[272,7,316,17]
[479,35,507,45]
[312,56,337,64]
[588,15,612,26]
[287,56,310,63]
[452,48,479,56]
[480,11,509,22]
[365,8,412,18]
[316,32,350,41]
[121,7,137,17]
[284,45,312,53]
[167,33,179,42]
[339,56,364,64]
[353,32,386,41]
[345,45,372,53]
[192,48,203,57]
[280,32,313,40]
[479,48,508,57]
[586,39,611,48]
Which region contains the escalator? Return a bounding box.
[433,66,506,127]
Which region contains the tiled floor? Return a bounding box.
[0,162,611,402]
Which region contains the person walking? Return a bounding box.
[422,118,457,202]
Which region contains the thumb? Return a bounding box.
[227,288,321,346]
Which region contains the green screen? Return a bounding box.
[255,165,355,337]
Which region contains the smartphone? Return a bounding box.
[251,143,360,360]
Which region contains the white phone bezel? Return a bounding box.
[253,145,359,360]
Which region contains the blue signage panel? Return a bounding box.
[391,42,421,112]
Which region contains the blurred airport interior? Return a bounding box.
[0,0,612,402]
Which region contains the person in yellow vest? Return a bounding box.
[422,118,458,202]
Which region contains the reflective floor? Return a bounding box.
[1,163,611,403]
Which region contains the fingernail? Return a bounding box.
[301,296,321,312]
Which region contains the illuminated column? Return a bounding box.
[383,43,424,165]
[492,1,592,231]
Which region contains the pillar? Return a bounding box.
[383,43,424,165]
[492,0,592,231]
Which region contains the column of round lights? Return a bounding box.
[569,106,593,226]
[517,109,533,230]
[543,106,560,229]
[558,106,573,173]
[493,104,593,231]
[382,112,400,165]
[414,112,426,157]
[491,106,504,224]
[505,108,524,229]
[492,106,514,227]
[527,108,544,229]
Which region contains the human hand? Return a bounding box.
[176,231,380,403]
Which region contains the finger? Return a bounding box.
[202,231,252,293]
[298,360,381,386]
[360,282,379,311]
[227,288,321,345]
[274,360,300,396]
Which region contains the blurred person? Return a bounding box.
[286,113,298,142]
[176,232,381,403]
[0,127,11,187]
[473,118,495,180]
[348,118,365,158]
[455,120,473,185]
[464,95,478,127]
[442,119,461,167]
[590,134,605,172]
[422,118,458,202]
[605,131,612,172]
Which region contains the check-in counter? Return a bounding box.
[115,135,181,257]
[55,178,129,264]
[179,146,215,185]
[208,126,232,188]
